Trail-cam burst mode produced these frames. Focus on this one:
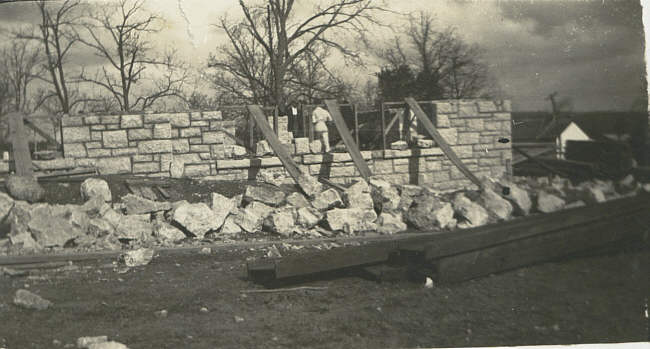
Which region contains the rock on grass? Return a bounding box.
[6,175,44,203]
[13,289,52,310]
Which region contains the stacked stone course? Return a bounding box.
[56,99,512,191]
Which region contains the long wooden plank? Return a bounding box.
[247,105,314,195]
[324,100,372,180]
[404,97,482,189]
[408,195,649,260]
[436,212,647,283]
[512,145,565,176]
[24,117,60,147]
[7,112,34,178]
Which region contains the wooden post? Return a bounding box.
[353,104,359,147]
[380,102,386,152]
[248,109,255,150]
[308,105,314,142]
[273,106,279,136]
[301,104,307,138]
[7,112,34,178]
[405,97,483,190]
[324,99,372,180]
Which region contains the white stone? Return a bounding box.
[244,185,286,206]
[417,139,434,148]
[326,208,377,234]
[294,137,310,154]
[122,248,154,267]
[80,178,112,202]
[536,191,566,213]
[376,211,407,235]
[87,341,129,349]
[369,178,400,213]
[0,191,15,223]
[221,215,242,235]
[265,207,296,237]
[390,140,408,150]
[234,202,273,233]
[122,194,171,215]
[296,207,322,229]
[311,188,343,211]
[173,203,220,238]
[342,180,374,210]
[13,289,52,310]
[479,188,513,221]
[153,221,186,242]
[286,192,311,208]
[256,140,273,156]
[211,193,240,231]
[77,336,109,348]
[453,193,489,228]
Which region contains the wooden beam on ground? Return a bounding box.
[404,97,482,190]
[435,211,647,283]
[7,112,34,178]
[403,195,648,260]
[324,100,372,180]
[24,117,60,148]
[247,105,321,196]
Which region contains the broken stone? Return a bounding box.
[234,202,273,233]
[220,215,242,235]
[406,196,456,230]
[13,289,52,310]
[87,341,129,349]
[153,221,186,242]
[285,192,311,208]
[479,188,513,221]
[256,170,289,187]
[113,215,153,241]
[453,193,489,228]
[390,140,408,150]
[296,173,323,198]
[173,202,220,238]
[231,145,248,157]
[565,200,586,209]
[311,188,343,211]
[80,178,112,202]
[0,191,15,223]
[369,178,401,213]
[122,248,154,267]
[6,175,44,203]
[376,212,407,235]
[256,140,273,156]
[536,191,566,213]
[264,207,297,237]
[244,185,286,207]
[397,184,424,212]
[211,192,240,230]
[87,218,115,237]
[500,181,532,216]
[416,139,434,148]
[296,207,323,229]
[26,204,87,247]
[616,175,637,194]
[342,180,374,210]
[326,208,377,234]
[77,336,109,348]
[121,194,172,215]
[582,186,606,204]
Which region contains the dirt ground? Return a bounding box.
[0,245,648,349]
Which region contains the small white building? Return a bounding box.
[556,121,591,159]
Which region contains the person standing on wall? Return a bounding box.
[311,100,332,152]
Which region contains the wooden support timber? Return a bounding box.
[247,193,650,284]
[324,99,372,180]
[24,117,61,149]
[404,97,483,190]
[247,105,324,197]
[7,112,34,178]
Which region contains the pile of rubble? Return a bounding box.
[0,172,648,254]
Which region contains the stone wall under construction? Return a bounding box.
[54,99,512,191]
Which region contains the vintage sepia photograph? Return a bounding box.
[0,0,648,348]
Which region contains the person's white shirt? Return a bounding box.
[312,106,332,124]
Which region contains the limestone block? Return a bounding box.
[138,140,172,154]
[153,123,172,139]
[64,143,87,158]
[102,130,128,148]
[63,126,90,143]
[120,114,143,128]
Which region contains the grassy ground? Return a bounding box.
[0,245,647,349]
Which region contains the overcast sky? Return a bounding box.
[0,0,646,112]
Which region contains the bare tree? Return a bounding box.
[76,0,188,112]
[209,0,383,111]
[16,0,83,114]
[0,40,43,113]
[378,11,493,99]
